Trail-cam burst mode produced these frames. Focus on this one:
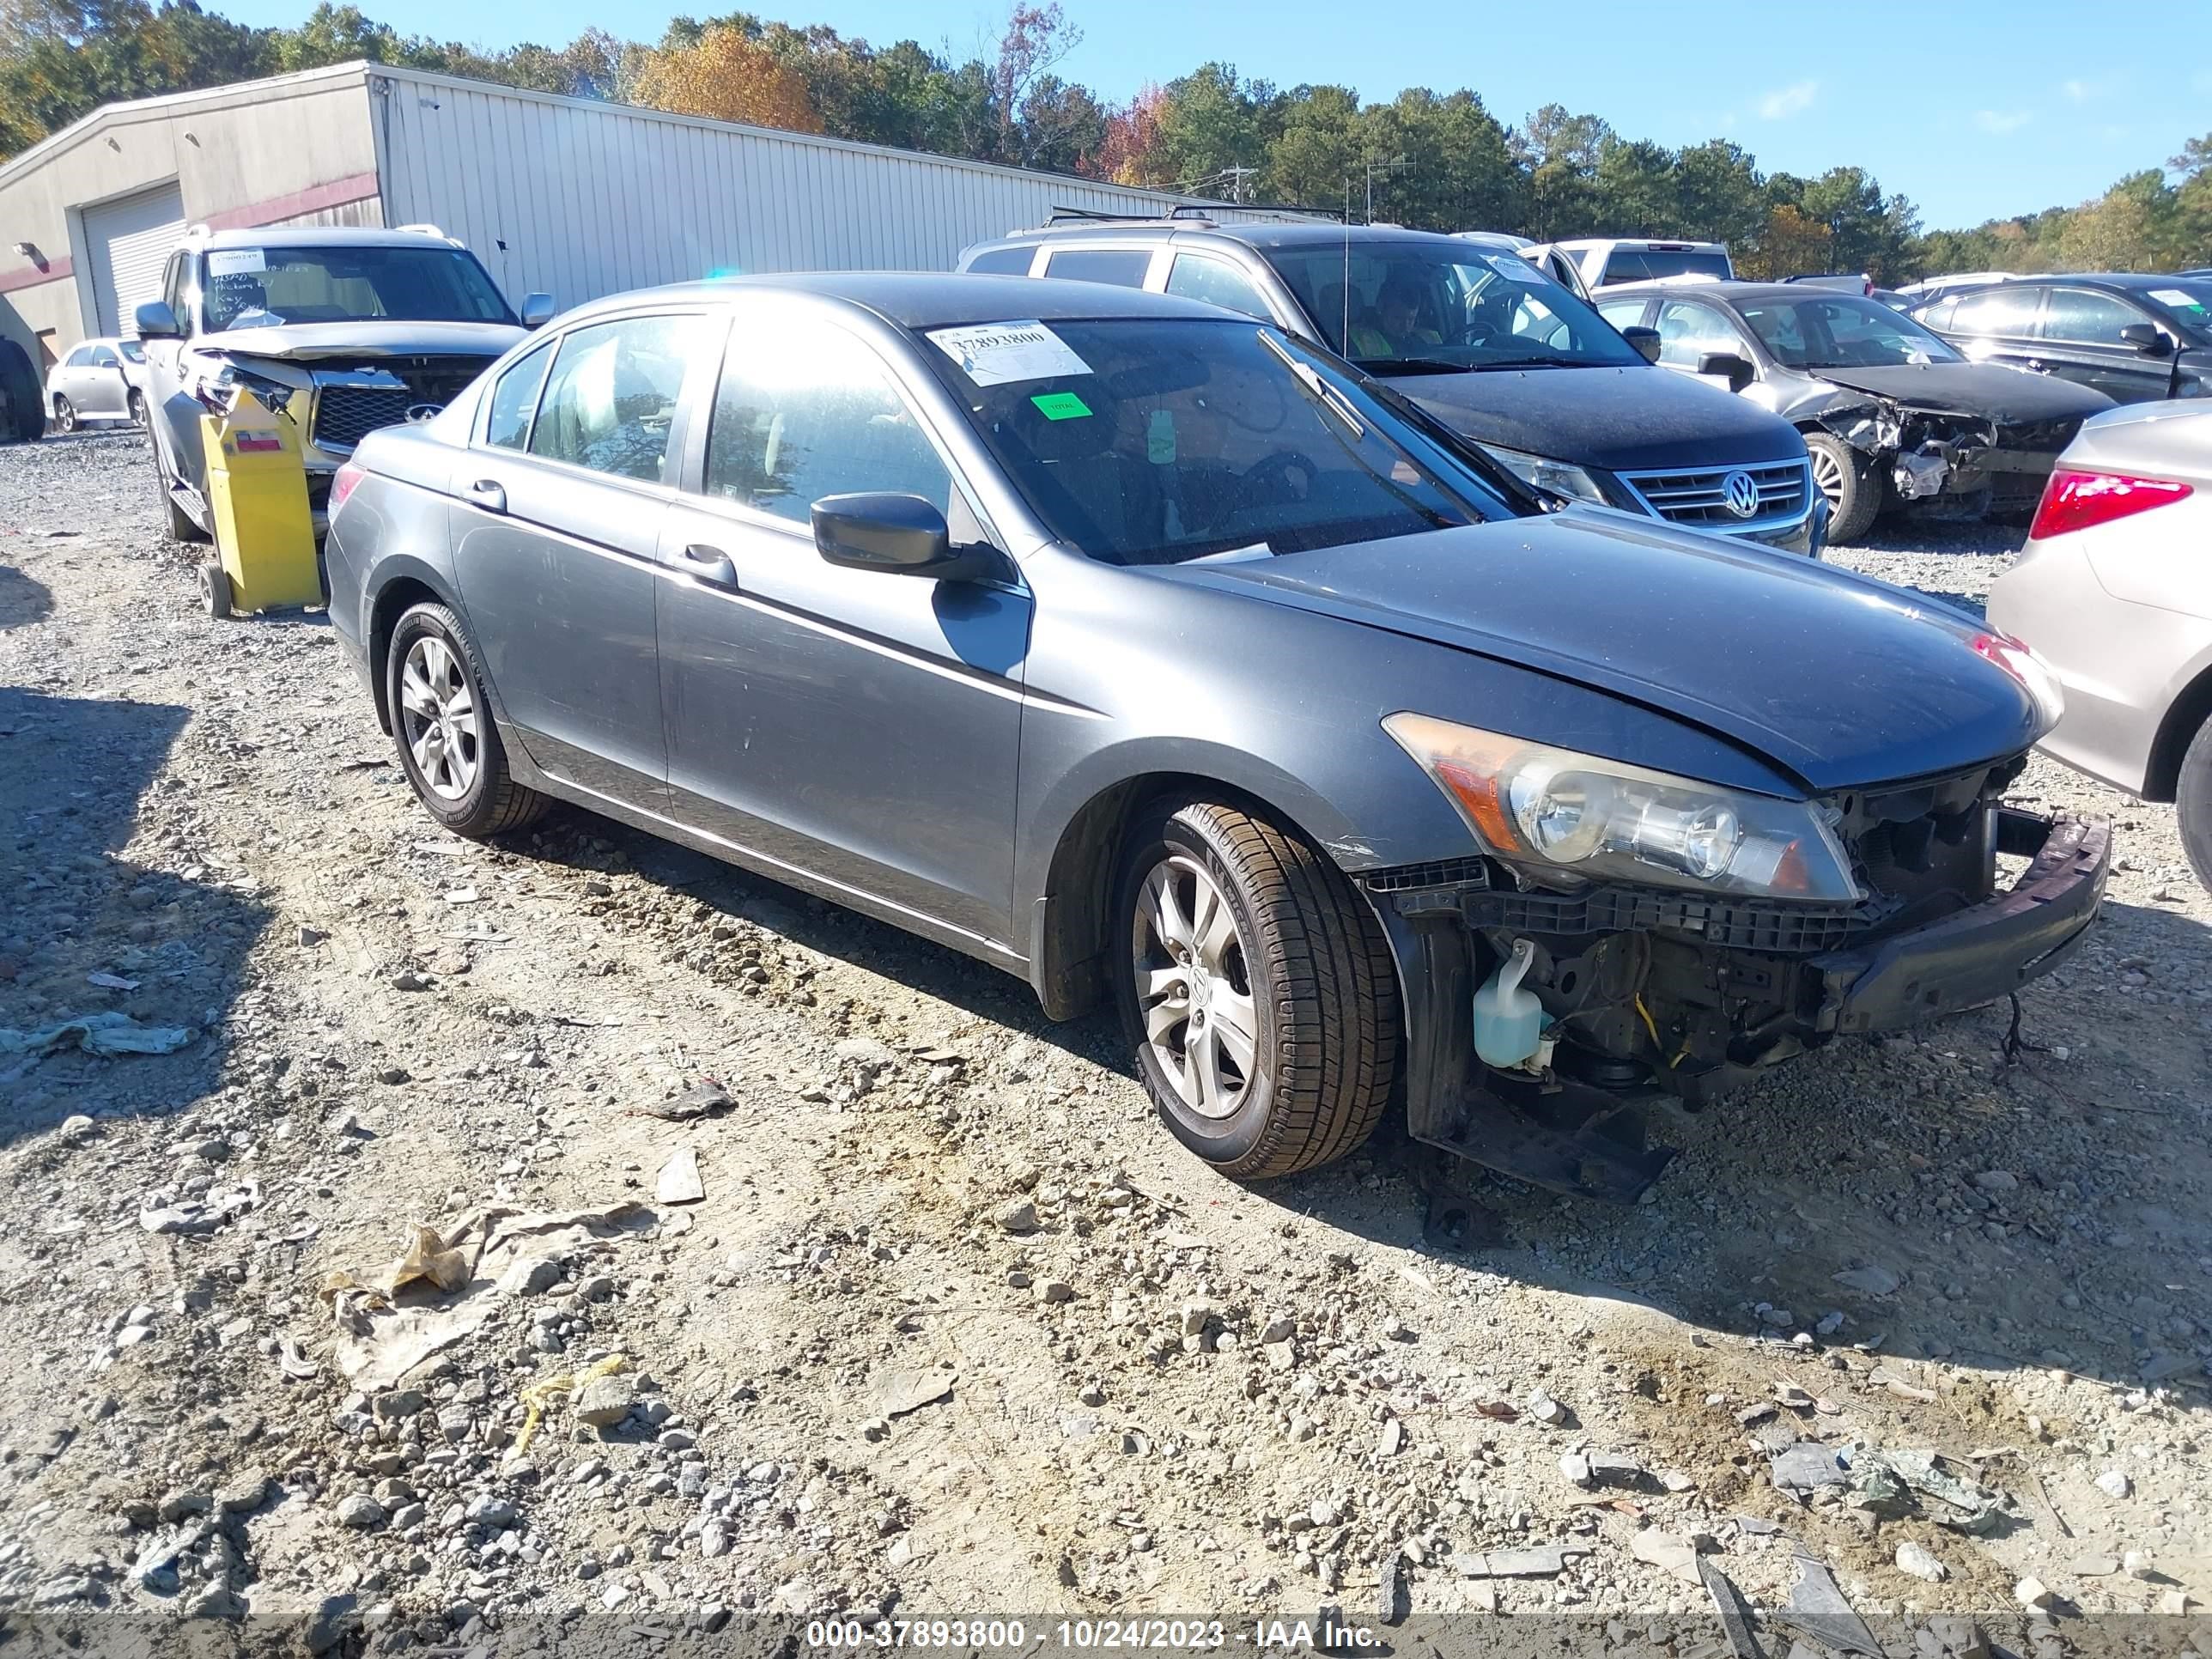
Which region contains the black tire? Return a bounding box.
[198,561,231,619]
[128,388,147,428]
[385,601,550,839]
[0,340,41,444]
[152,435,210,543]
[1112,798,1400,1179]
[2179,715,2212,893]
[1806,432,1881,544]
[52,394,76,434]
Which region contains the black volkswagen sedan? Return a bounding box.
[324,276,2107,1202]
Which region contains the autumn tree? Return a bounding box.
[632,20,820,133]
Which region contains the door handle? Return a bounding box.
[680,543,738,589]
[465,478,507,514]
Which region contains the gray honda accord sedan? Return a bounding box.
[325,275,2109,1201]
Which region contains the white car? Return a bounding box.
[1531,238,1735,289]
[1988,401,2212,886]
[44,336,148,430]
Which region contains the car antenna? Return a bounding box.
[1341,181,1352,356]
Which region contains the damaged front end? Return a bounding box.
[1366,748,2109,1206]
[1813,396,2092,520]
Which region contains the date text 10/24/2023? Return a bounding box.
[804,1619,1385,1651]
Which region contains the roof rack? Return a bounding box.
[1046,204,1219,226]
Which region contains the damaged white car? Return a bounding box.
[1600,281,2113,543]
[133,225,550,540]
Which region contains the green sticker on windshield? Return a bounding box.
[1031,391,1092,421]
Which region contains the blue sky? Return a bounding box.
[224,0,2212,228]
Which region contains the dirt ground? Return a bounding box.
[1,429,2207,1656]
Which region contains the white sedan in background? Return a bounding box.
[43,337,148,431]
[1989,401,2212,886]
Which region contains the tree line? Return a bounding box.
[6,0,2210,281]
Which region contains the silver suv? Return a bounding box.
[134,224,550,538]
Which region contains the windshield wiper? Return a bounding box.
[1462,356,1583,372]
[1352,356,1468,375]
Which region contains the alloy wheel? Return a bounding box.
[398,635,480,802]
[1808,444,1846,509]
[52,396,75,434]
[1131,854,1261,1120]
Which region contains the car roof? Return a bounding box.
[557,272,1236,331]
[1596,280,1824,307]
[198,226,470,251]
[984,221,1473,254]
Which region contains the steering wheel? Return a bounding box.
[1205,449,1318,533]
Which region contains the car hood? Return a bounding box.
[1808,362,2113,424]
[1158,507,2040,792]
[1388,363,1802,471]
[196,320,526,362]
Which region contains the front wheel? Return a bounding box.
[1806,433,1881,544]
[386,601,550,839]
[2178,715,2212,892]
[1113,799,1400,1179]
[152,434,210,543]
[128,389,147,427]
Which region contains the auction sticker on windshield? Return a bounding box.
[2151,289,2205,310]
[928,321,1091,386]
[1483,254,1547,284]
[207,249,267,276]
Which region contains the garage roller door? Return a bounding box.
[84,182,186,335]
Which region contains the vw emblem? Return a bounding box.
[404,402,444,424]
[1721,469,1761,520]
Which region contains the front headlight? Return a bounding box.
[1476,443,1610,504]
[1383,713,1863,902]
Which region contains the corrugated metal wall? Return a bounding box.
[368,68,1255,307]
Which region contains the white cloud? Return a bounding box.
[1975,109,2033,135]
[2062,75,2117,103]
[1755,81,1818,120]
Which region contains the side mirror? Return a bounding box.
[812,493,969,578]
[1698,351,1756,393]
[2118,322,2172,357]
[1623,325,1662,364]
[135,300,181,339]
[520,292,556,330]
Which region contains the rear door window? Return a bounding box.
[64,345,94,368]
[527,314,705,483]
[1948,285,2042,338]
[484,340,555,451]
[965,246,1037,276]
[1043,248,1152,288]
[2036,288,2148,346]
[704,322,953,528]
[1164,254,1273,320]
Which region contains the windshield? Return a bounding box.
[921,317,1516,567]
[2139,281,2212,340]
[118,339,146,362]
[1262,240,1646,371]
[199,245,516,332]
[1736,294,1964,369]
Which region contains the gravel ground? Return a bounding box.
[0,432,2207,1655]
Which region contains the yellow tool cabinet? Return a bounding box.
[196,388,322,617]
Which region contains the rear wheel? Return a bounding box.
[0,341,41,444]
[128,388,147,427]
[2179,715,2212,892]
[1806,432,1881,544]
[1112,799,1399,1179]
[386,601,550,839]
[51,395,76,434]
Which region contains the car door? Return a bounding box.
[84,345,127,416]
[1651,297,1756,392]
[654,303,1030,947]
[51,345,92,411]
[2032,286,2178,404]
[450,309,714,811]
[1943,283,2046,372]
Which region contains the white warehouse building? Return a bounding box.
[0,60,1244,368]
